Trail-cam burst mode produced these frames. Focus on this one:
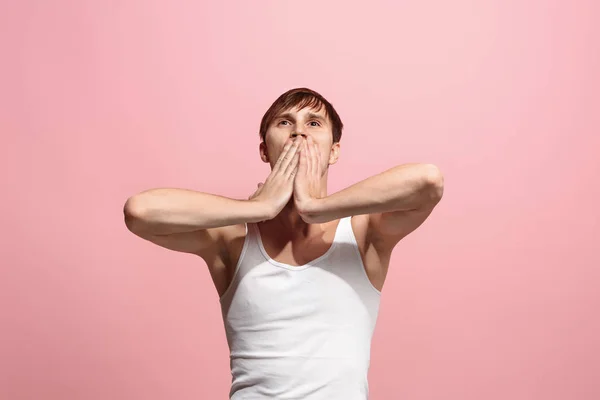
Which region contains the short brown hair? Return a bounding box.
[259,88,344,144]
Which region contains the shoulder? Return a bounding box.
[348,214,372,252]
[349,213,395,251]
[221,222,249,242]
[348,214,390,292]
[367,200,441,253]
[188,223,248,267]
[219,223,250,263]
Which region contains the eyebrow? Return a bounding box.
[306,112,328,123]
[275,112,328,123]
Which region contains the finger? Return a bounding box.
[277,137,301,172]
[273,137,296,170]
[284,150,300,177]
[312,141,320,175]
[290,162,300,179]
[273,138,293,168]
[305,138,314,175]
[307,138,316,174]
[297,141,308,177]
[288,162,299,180]
[299,138,308,175]
[249,182,263,199]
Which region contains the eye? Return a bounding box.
[279,120,291,126]
[309,121,321,127]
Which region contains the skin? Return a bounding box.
[250,104,444,291]
[124,104,444,295]
[256,105,340,239]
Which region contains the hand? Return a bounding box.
[249,137,301,218]
[294,136,322,220]
[247,182,264,200]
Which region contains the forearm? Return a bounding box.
[303,163,443,223]
[124,188,272,235]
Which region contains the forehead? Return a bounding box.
[276,105,328,120]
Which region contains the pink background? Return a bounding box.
[2,1,599,399]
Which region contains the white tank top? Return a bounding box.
[219,216,382,399]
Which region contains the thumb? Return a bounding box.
[248,183,264,200]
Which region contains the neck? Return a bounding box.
[272,200,308,234]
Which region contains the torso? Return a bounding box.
[206,215,392,297]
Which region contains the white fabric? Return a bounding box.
[219,216,382,399]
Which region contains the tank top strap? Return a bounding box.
[244,221,258,244]
[333,216,357,245]
[240,221,264,260]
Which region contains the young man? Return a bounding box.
[124,88,444,399]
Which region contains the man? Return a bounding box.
[124,88,444,399]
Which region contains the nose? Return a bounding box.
[290,132,307,139]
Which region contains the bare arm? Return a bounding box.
[123,189,272,236]
[123,136,302,256]
[298,162,444,250]
[298,163,443,223]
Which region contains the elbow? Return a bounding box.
[123,196,148,234]
[421,164,444,204]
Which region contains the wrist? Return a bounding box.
[296,197,324,222]
[247,198,277,222]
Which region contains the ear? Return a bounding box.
[328,142,341,165]
[259,141,269,163]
